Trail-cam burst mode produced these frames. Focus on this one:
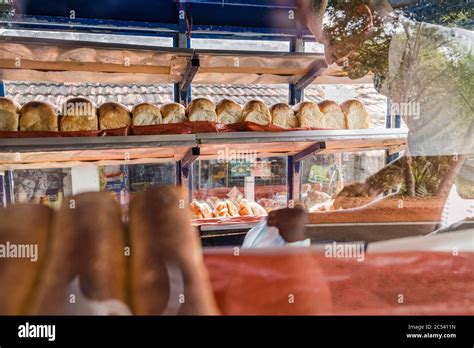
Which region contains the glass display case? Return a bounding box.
[192,156,288,217]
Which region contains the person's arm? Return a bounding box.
[267,206,308,243]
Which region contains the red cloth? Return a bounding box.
[204,250,474,315]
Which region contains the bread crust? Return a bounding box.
[216,99,243,124]
[292,101,324,128]
[161,102,188,123]
[243,100,271,125]
[340,99,371,129]
[132,102,162,126]
[20,101,58,131]
[318,100,346,129]
[98,102,131,130]
[60,97,98,131]
[187,98,218,122]
[0,97,20,131]
[270,103,298,129]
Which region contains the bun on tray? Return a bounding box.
[187,98,218,122]
[243,100,271,125]
[60,97,98,131]
[0,97,20,131]
[132,102,162,126]
[318,100,346,129]
[161,102,188,124]
[20,101,58,131]
[293,101,324,128]
[270,103,299,129]
[216,99,243,124]
[340,99,370,129]
[98,102,131,130]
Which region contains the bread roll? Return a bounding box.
[238,199,253,216]
[187,98,218,122]
[318,101,346,129]
[340,99,371,129]
[226,200,239,217]
[60,97,98,131]
[128,186,219,315]
[293,101,324,128]
[161,102,188,124]
[98,102,131,130]
[20,101,58,131]
[216,99,243,124]
[132,102,162,126]
[190,201,204,219]
[0,97,20,131]
[243,100,271,125]
[0,205,52,315]
[249,202,267,216]
[270,103,299,129]
[31,192,128,315]
[213,201,230,217]
[199,201,213,219]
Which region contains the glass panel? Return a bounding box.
[192,156,288,217]
[300,150,386,211]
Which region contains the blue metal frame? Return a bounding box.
[0,81,4,97]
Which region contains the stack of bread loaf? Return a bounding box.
[0,96,370,132]
[191,198,267,220]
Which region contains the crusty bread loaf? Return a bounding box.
[187,98,218,122]
[30,192,128,315]
[340,99,371,129]
[132,102,162,126]
[213,201,230,217]
[318,100,346,129]
[270,103,299,129]
[60,97,98,131]
[216,99,243,124]
[129,186,219,315]
[292,101,324,128]
[0,204,52,315]
[20,101,58,131]
[0,97,20,131]
[226,200,239,217]
[98,102,131,130]
[161,102,188,124]
[243,100,271,125]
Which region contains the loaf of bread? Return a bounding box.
[0,97,20,131]
[60,97,98,131]
[132,102,162,126]
[216,99,243,124]
[20,101,58,131]
[292,101,324,128]
[0,204,52,315]
[318,100,346,129]
[340,99,371,129]
[161,102,188,124]
[98,102,131,130]
[270,103,299,129]
[30,192,128,315]
[187,98,218,122]
[243,100,271,125]
[129,186,219,315]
